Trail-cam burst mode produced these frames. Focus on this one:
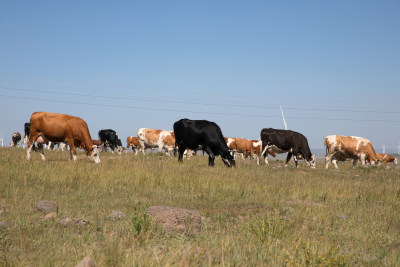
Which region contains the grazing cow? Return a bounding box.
[11,132,21,147]
[173,119,235,167]
[251,140,276,165]
[375,153,398,165]
[224,137,255,159]
[261,128,316,168]
[324,135,379,169]
[98,129,123,154]
[126,136,141,155]
[137,128,175,155]
[26,112,100,163]
[22,123,30,148]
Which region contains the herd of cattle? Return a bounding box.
[9,112,398,169]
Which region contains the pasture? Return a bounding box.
[0,148,399,266]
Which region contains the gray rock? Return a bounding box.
[107,210,126,220]
[0,221,6,229]
[35,200,58,213]
[147,205,201,235]
[75,256,98,267]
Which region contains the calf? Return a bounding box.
[126,136,141,155]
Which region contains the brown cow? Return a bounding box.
[375,153,398,165]
[324,135,378,169]
[27,112,100,163]
[126,136,141,155]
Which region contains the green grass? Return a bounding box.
[1,148,400,266]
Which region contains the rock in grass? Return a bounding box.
[35,200,58,213]
[147,206,201,235]
[75,256,98,267]
[0,206,5,214]
[58,217,89,228]
[43,212,57,220]
[107,210,126,220]
[0,221,6,229]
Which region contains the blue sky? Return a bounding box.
[1,1,399,151]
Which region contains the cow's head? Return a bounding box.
[222,150,236,167]
[116,146,124,155]
[307,154,316,168]
[88,145,101,163]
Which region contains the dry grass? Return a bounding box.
[1,147,400,266]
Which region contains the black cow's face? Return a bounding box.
[222,152,235,167]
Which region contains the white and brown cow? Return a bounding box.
[251,140,277,165]
[375,153,397,166]
[27,112,100,163]
[137,128,175,155]
[324,135,379,169]
[11,132,22,147]
[126,136,141,155]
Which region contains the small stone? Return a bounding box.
[0,221,6,229]
[73,218,89,227]
[58,217,73,227]
[35,200,58,213]
[75,256,98,267]
[107,210,126,220]
[44,212,57,220]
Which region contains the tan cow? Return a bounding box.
[126,136,141,155]
[137,128,175,155]
[27,112,100,163]
[324,135,378,169]
[375,153,398,165]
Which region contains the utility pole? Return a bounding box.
[280,106,288,130]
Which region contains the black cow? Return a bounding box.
[173,119,235,167]
[98,129,123,154]
[260,128,316,168]
[23,122,30,148]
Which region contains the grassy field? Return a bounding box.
[0,148,399,266]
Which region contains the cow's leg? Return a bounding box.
[325,153,334,169]
[125,144,130,153]
[293,154,299,168]
[38,144,46,161]
[359,154,366,166]
[26,132,41,160]
[139,142,146,155]
[69,145,77,161]
[285,152,293,167]
[178,146,185,162]
[203,147,215,166]
[134,147,139,156]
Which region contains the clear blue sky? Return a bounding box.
[1,1,399,151]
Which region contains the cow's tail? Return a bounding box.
[324,137,328,155]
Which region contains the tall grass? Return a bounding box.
[0,148,399,266]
